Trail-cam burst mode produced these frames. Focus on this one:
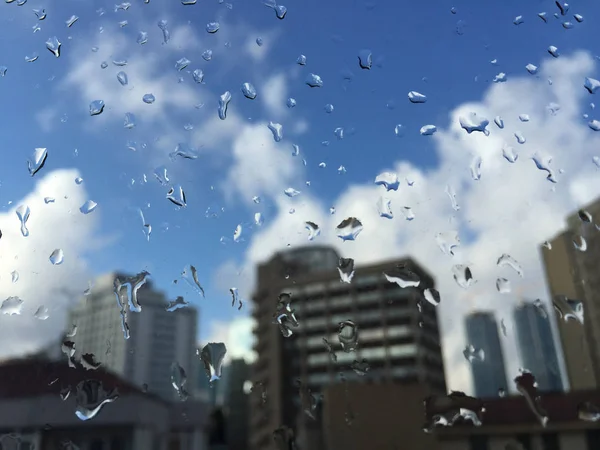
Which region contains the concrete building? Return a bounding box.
[514,302,563,392]
[225,359,250,450]
[250,246,446,450]
[541,198,600,390]
[435,389,600,450]
[67,273,198,401]
[465,312,508,398]
[0,357,208,450]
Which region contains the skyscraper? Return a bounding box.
[225,359,250,450]
[67,272,198,401]
[513,302,563,392]
[249,246,446,450]
[541,197,600,390]
[465,311,508,398]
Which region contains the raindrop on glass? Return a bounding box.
[74,380,118,421]
[452,264,474,289]
[383,264,421,288]
[241,82,257,99]
[335,217,363,241]
[460,113,490,135]
[268,122,283,142]
[338,258,355,283]
[305,73,323,88]
[28,147,47,176]
[89,100,105,116]
[16,205,30,237]
[374,172,399,191]
[424,288,441,306]
[46,36,61,57]
[143,94,156,104]
[34,305,50,320]
[420,125,437,135]
[167,185,186,207]
[49,248,64,265]
[358,49,372,69]
[408,91,427,103]
[116,71,128,86]
[376,197,393,219]
[1,297,24,315]
[80,200,97,214]
[338,320,358,352]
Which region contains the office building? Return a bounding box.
[541,197,600,390]
[250,246,446,450]
[514,302,563,392]
[67,273,198,401]
[225,359,250,450]
[465,312,508,398]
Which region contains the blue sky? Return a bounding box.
[1,0,600,394]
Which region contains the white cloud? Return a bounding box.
[215,50,600,394]
[0,169,101,359]
[260,73,288,118]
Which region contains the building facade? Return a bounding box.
[250,246,446,450]
[67,273,198,401]
[514,302,564,392]
[541,197,600,390]
[465,312,508,398]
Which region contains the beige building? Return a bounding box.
[541,198,600,390]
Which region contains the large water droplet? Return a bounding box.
[89,100,105,116]
[143,93,156,104]
[171,362,190,401]
[80,200,97,214]
[305,221,320,240]
[46,36,61,57]
[374,172,399,191]
[28,147,47,176]
[553,295,583,324]
[383,264,421,288]
[589,120,600,131]
[167,185,186,207]
[338,258,355,283]
[408,91,427,103]
[452,265,474,289]
[200,342,227,383]
[459,113,490,135]
[420,124,437,135]
[338,320,358,352]
[357,49,372,69]
[233,224,242,242]
[218,91,231,120]
[74,380,118,421]
[532,153,557,183]
[166,296,189,312]
[496,253,524,278]
[1,297,24,315]
[336,217,363,241]
[16,205,30,237]
[463,345,485,363]
[496,278,511,293]
[182,265,205,297]
[241,82,257,99]
[116,71,128,86]
[175,57,191,71]
[376,196,393,219]
[268,122,283,142]
[548,46,559,58]
[305,73,323,88]
[272,293,299,337]
[584,77,600,94]
[514,370,548,427]
[424,288,441,306]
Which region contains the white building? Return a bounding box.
[67,273,198,401]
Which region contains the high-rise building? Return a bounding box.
[67,273,198,401]
[514,302,563,392]
[541,197,600,390]
[225,359,250,450]
[250,246,446,450]
[465,311,508,398]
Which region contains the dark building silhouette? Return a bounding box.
[225,359,250,450]
[465,311,508,398]
[514,302,564,392]
[250,246,446,450]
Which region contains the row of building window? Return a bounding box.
[306,343,418,366]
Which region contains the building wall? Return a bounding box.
[439,430,594,450]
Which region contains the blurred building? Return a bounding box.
[250,246,446,450]
[541,198,600,390]
[514,302,563,392]
[67,273,198,401]
[225,359,250,450]
[465,311,508,398]
[435,389,600,450]
[0,357,208,450]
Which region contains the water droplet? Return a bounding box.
[200,342,227,383]
[46,36,61,57]
[578,402,600,422]
[182,0,196,4]
[154,166,169,185]
[375,196,393,218]
[32,305,49,321]
[273,426,295,450]
[1,296,24,315]
[445,185,460,211]
[202,49,213,61]
[305,73,323,88]
[424,392,484,432]
[80,200,97,214]
[496,253,523,277]
[493,72,507,83]
[562,21,574,29]
[216,90,231,120]
[470,155,482,180]
[436,231,460,256]
[336,217,363,241]
[588,120,600,131]
[123,112,136,129]
[503,144,518,163]
[74,380,118,421]
[256,37,263,46]
[240,82,257,99]
[424,288,441,306]
[65,15,78,27]
[519,114,531,123]
[296,54,306,65]
[9,270,18,284]
[350,359,370,376]
[114,2,131,11]
[584,77,600,95]
[548,46,559,58]
[496,277,511,293]
[27,147,48,177]
[338,320,358,352]
[283,187,300,198]
[182,265,205,297]
[402,206,415,221]
[116,71,128,86]
[573,235,587,252]
[253,196,261,204]
[384,264,421,288]
[44,197,55,204]
[324,103,334,113]
[100,61,108,69]
[164,296,188,312]
[81,353,101,371]
[143,93,156,104]
[358,49,372,69]
[272,293,299,337]
[305,221,320,240]
[556,1,569,15]
[532,152,557,183]
[206,22,220,33]
[322,338,337,362]
[374,172,399,191]
[169,143,199,160]
[452,264,474,289]
[513,15,524,25]
[338,258,355,283]
[514,131,526,144]
[514,370,548,427]
[75,177,83,185]
[420,124,437,135]
[254,212,263,226]
[16,205,30,237]
[233,224,242,242]
[158,20,170,43]
[49,248,64,265]
[25,53,39,63]
[89,100,105,116]
[137,31,148,44]
[524,63,538,75]
[463,345,485,363]
[175,58,190,72]
[553,295,583,324]
[112,59,127,67]
[408,91,427,103]
[167,185,186,207]
[394,124,405,137]
[34,8,46,19]
[578,209,592,223]
[574,13,584,23]
[273,4,287,19]
[170,362,190,400]
[460,113,490,135]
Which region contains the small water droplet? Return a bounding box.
[46,36,61,57]
[167,185,186,207]
[338,258,355,283]
[493,72,507,83]
[272,293,299,337]
[182,265,205,297]
[502,144,518,163]
[284,187,300,197]
[460,113,490,135]
[452,264,474,289]
[574,13,584,23]
[324,103,334,113]
[143,93,156,104]
[256,37,263,46]
[28,147,48,176]
[34,8,46,19]
[49,248,64,265]
[89,100,105,116]
[532,152,557,183]
[100,61,108,69]
[202,49,213,61]
[206,22,220,33]
[200,342,227,383]
[553,295,583,324]
[74,380,118,421]
[217,91,231,120]
[1,296,24,315]
[548,46,559,58]
[420,124,437,135]
[305,73,323,88]
[358,49,372,69]
[116,71,128,86]
[338,320,358,352]
[137,31,148,44]
[408,91,427,103]
[513,15,524,25]
[16,205,30,237]
[384,264,421,288]
[25,53,39,63]
[496,277,511,293]
[376,197,393,219]
[336,217,363,241]
[80,200,97,214]
[463,345,485,363]
[305,221,320,240]
[170,362,190,400]
[514,370,548,427]
[66,15,78,27]
[374,171,399,191]
[296,54,306,65]
[573,235,587,252]
[240,82,257,99]
[233,224,242,242]
[268,122,284,142]
[424,288,441,306]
